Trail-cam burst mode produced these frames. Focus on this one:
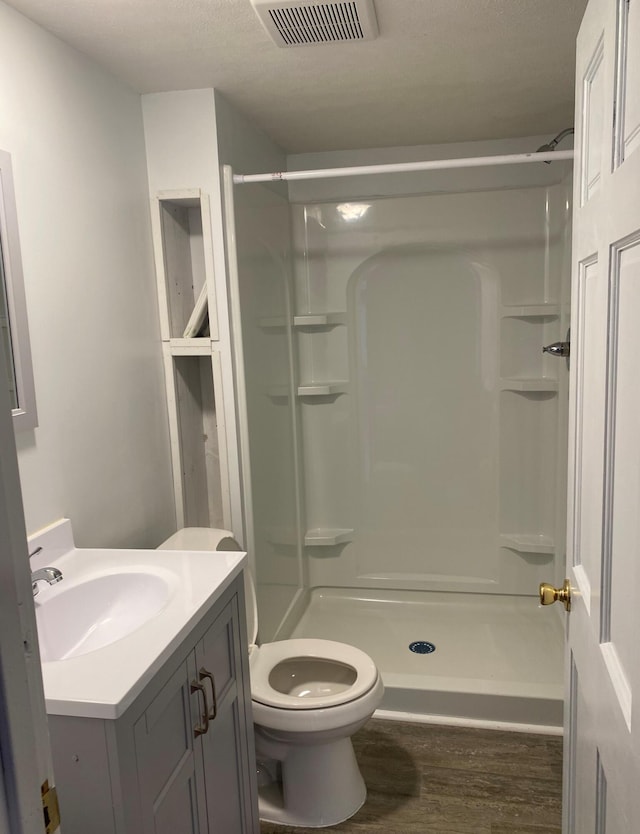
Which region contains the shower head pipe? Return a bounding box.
[537,128,575,155]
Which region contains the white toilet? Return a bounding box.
[158,527,384,828]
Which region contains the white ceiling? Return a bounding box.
[5,0,588,153]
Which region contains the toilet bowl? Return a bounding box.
[158,527,384,828]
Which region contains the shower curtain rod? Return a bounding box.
[232,149,574,185]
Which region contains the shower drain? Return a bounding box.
[409,641,436,654]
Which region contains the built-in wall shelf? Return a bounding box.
[501,304,560,318]
[297,381,349,397]
[151,187,230,533]
[304,528,354,546]
[293,313,347,328]
[500,378,558,393]
[168,338,212,356]
[151,190,218,341]
[500,533,555,555]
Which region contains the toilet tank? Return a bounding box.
[157,527,258,646]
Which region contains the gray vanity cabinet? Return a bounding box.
[48,577,259,834]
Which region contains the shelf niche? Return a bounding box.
[169,353,225,530]
[153,190,217,341]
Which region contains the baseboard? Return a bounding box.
[373,708,563,736]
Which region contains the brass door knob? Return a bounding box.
[539,579,571,612]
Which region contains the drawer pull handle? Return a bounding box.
[190,680,210,736]
[199,668,218,721]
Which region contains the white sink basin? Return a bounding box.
[36,571,172,662]
[28,520,247,719]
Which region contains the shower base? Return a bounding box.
[288,588,564,730]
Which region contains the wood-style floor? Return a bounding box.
[260,719,563,834]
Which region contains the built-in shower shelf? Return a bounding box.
[168,337,212,356]
[258,312,347,329]
[500,533,555,554]
[501,304,560,318]
[500,378,558,393]
[297,381,349,397]
[293,313,347,328]
[304,528,354,546]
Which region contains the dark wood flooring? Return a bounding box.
[260,719,563,833]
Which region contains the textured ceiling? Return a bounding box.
[5,0,588,153]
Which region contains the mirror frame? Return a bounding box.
[0,149,37,431]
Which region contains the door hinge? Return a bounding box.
[41,781,60,833]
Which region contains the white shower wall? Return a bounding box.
[289,166,571,599]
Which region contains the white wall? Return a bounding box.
[0,1,175,547]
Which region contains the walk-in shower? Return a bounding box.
[225,139,573,730]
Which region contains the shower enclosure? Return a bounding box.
[225,144,572,728]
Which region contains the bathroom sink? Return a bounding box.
[35,571,172,662]
[28,520,247,719]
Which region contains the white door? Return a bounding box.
[563,0,640,830]
[0,333,56,827]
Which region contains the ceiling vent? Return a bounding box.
[250,0,378,48]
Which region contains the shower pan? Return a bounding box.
[225,144,573,730]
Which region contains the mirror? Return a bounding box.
[0,149,37,431]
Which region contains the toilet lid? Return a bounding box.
[250,638,379,710]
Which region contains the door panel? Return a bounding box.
[566,0,640,829]
[614,0,640,165]
[606,235,640,697]
[581,35,605,204]
[570,254,606,609]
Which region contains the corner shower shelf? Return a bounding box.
[293,313,347,328]
[500,534,555,555]
[258,313,347,329]
[168,337,212,356]
[297,381,349,397]
[501,304,560,318]
[500,378,558,393]
[304,528,354,546]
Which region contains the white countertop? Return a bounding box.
[30,524,246,720]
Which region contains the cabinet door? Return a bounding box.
[134,656,208,834]
[195,596,256,833]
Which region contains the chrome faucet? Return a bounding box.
[31,567,63,597]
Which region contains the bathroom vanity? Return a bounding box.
[30,522,259,834]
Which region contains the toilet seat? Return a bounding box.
[157,529,384,829]
[251,638,378,710]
